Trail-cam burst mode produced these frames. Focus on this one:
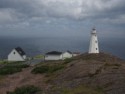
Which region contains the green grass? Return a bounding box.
[48,65,64,73]
[0,61,25,65]
[7,85,41,94]
[0,64,29,75]
[64,58,73,64]
[0,61,8,64]
[31,64,65,74]
[31,65,49,74]
[61,86,104,94]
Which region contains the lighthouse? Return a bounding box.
[88,28,99,54]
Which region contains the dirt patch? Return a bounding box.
[0,67,47,94]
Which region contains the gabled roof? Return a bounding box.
[66,51,72,54]
[46,51,62,55]
[15,47,26,56]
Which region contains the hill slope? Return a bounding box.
[50,53,125,94]
[0,52,125,94]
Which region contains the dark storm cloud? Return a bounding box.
[0,0,125,37]
[0,0,125,21]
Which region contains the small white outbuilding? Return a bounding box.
[44,51,63,60]
[8,47,27,61]
[62,51,73,60]
[44,51,73,61]
[72,52,80,57]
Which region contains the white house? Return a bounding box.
[8,47,27,61]
[44,51,73,61]
[62,51,73,60]
[44,51,63,60]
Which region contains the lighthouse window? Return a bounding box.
[96,48,98,50]
[95,41,97,43]
[13,52,15,54]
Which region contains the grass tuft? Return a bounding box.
[0,64,29,75]
[6,85,41,94]
[31,64,64,74]
[51,85,104,94]
[64,58,73,64]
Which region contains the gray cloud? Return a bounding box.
[0,0,125,20]
[0,0,125,37]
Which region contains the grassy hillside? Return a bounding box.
[0,52,125,94]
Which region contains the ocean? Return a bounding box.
[0,36,125,60]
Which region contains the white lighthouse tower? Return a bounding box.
[88,28,99,54]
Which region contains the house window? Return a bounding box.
[13,52,15,54]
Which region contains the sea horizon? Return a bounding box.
[0,36,124,60]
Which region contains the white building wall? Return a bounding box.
[89,29,99,53]
[62,52,72,60]
[45,55,62,60]
[73,54,79,57]
[23,55,27,60]
[8,49,25,61]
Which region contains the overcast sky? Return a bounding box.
[0,0,125,37]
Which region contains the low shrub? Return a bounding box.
[64,58,73,64]
[56,85,104,94]
[0,64,29,75]
[14,64,29,68]
[31,64,64,74]
[48,65,64,73]
[7,85,41,94]
[31,65,49,74]
[0,67,21,75]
